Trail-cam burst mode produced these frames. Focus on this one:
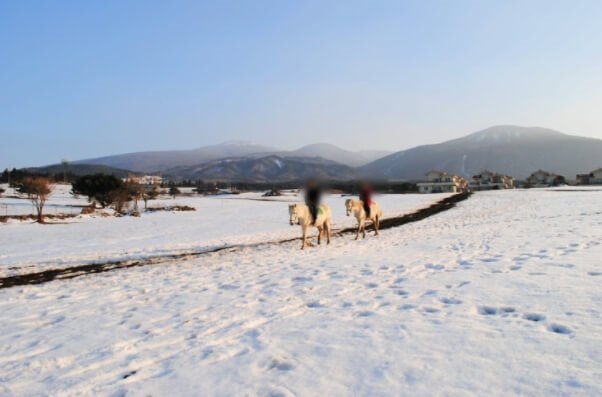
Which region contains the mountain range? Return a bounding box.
[34,125,602,182]
[73,142,280,172]
[162,156,359,182]
[76,142,391,171]
[362,126,602,179]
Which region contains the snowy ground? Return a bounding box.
[1,189,601,396]
[0,184,88,217]
[0,189,449,277]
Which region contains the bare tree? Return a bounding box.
[109,187,132,215]
[17,177,53,223]
[126,181,145,212]
[143,185,160,209]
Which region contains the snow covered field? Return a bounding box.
[0,184,88,217]
[0,189,449,277]
[1,189,601,396]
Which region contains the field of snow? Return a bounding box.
[0,184,88,217]
[1,188,601,396]
[0,188,450,277]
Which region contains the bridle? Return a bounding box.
[345,200,355,216]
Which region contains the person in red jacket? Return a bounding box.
[359,183,373,217]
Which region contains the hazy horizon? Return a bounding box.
[2,1,602,168]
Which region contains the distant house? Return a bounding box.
[417,171,468,193]
[525,170,566,187]
[125,174,163,186]
[576,168,602,185]
[470,170,515,191]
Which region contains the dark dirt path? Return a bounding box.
[0,192,471,290]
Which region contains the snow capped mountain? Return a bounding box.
[75,142,279,173]
[362,126,602,180]
[213,140,258,146]
[75,141,393,173]
[450,125,567,146]
[162,155,359,182]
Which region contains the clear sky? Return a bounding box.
[1,0,602,168]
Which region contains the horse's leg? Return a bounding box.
[374,216,379,235]
[326,220,331,244]
[301,225,307,250]
[362,220,366,239]
[355,220,360,240]
[305,224,315,247]
[317,225,322,245]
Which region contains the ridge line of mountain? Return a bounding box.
[24,125,602,181]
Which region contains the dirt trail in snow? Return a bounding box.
[0,192,472,289]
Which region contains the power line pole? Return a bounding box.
[7,167,11,195]
[61,159,69,183]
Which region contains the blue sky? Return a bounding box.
[1,0,601,168]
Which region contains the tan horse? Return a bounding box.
[345,199,382,239]
[289,204,332,249]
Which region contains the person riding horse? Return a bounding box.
[359,183,373,217]
[304,180,322,225]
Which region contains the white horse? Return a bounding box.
[345,199,382,240]
[288,203,332,250]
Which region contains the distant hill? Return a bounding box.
[31,126,602,182]
[77,142,392,172]
[163,156,359,182]
[76,142,279,173]
[361,126,602,180]
[281,143,391,167]
[25,163,133,178]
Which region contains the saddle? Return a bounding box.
[311,206,324,225]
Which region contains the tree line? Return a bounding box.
[71,174,163,214]
[3,174,164,223]
[3,171,419,223]
[180,180,418,194]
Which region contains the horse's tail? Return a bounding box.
[371,202,382,218]
[323,204,332,219]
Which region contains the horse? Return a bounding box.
[288,203,332,250]
[345,199,382,240]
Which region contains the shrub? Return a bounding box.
[109,187,132,214]
[263,188,281,197]
[110,187,132,215]
[72,174,124,208]
[80,206,95,215]
[169,186,181,198]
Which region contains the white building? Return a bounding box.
[526,170,565,187]
[469,170,515,191]
[576,168,602,185]
[417,171,468,193]
[125,174,163,186]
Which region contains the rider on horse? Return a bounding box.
[359,183,373,218]
[304,180,322,225]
